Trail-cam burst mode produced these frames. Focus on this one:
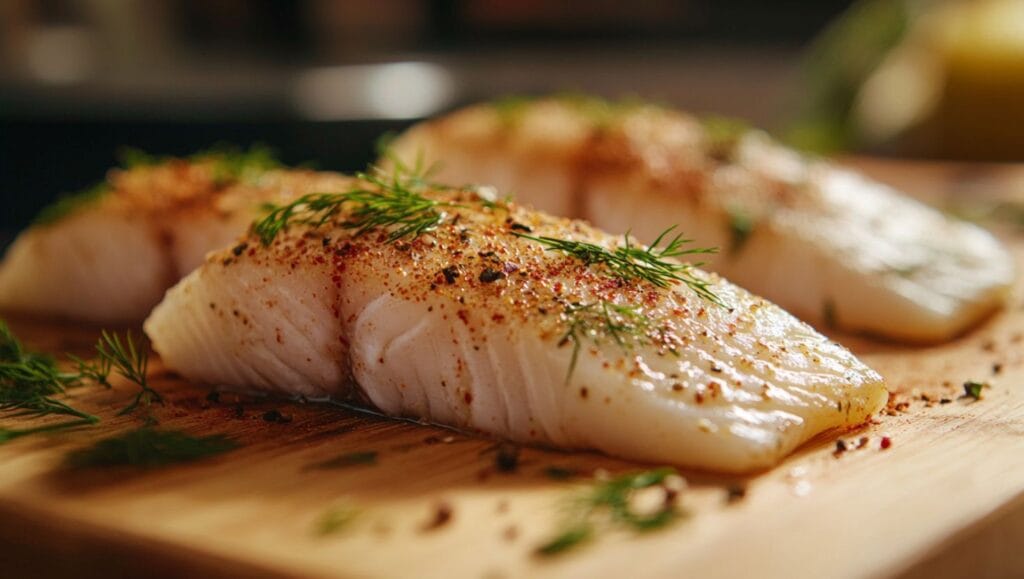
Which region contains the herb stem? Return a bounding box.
[94,331,161,416]
[1,320,104,437]
[516,226,722,304]
[252,161,456,246]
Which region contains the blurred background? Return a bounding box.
[2,0,1024,234]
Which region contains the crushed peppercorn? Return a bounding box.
[261,409,292,423]
[726,484,747,503]
[479,268,505,283]
[422,501,453,531]
[441,265,460,284]
[495,443,520,472]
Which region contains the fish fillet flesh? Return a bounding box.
[0,152,352,323]
[144,173,887,472]
[388,97,1015,342]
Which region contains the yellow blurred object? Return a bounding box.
[929,0,1024,159]
[792,0,1024,161]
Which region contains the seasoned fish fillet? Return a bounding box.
[0,151,352,323]
[388,97,1015,342]
[144,173,886,472]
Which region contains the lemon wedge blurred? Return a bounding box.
[791,0,1024,160]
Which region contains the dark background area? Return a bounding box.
[0,0,856,235]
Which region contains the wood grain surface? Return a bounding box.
[3,159,1024,579]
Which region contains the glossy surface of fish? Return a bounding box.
[145,176,886,472]
[0,154,352,323]
[390,98,1014,342]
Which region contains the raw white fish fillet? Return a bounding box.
[145,175,887,472]
[389,97,1015,342]
[0,154,352,323]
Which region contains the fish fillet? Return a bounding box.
[388,97,1015,342]
[145,174,886,472]
[0,153,352,323]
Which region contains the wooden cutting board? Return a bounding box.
[3,159,1024,579]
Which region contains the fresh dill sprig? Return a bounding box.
[516,226,722,303]
[94,331,162,416]
[64,426,238,469]
[558,301,666,382]
[0,321,101,432]
[253,188,451,246]
[117,146,167,169]
[726,205,756,255]
[491,93,651,128]
[192,143,282,184]
[33,182,111,226]
[963,380,989,401]
[252,161,454,246]
[314,504,361,537]
[36,143,281,227]
[69,352,112,389]
[701,115,752,161]
[536,467,684,556]
[492,94,533,126]
[537,525,592,556]
[119,143,282,184]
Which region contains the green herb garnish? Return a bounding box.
[94,331,161,416]
[822,299,838,329]
[516,226,721,303]
[492,94,533,126]
[963,381,988,400]
[33,182,111,226]
[491,93,653,129]
[119,143,281,184]
[0,320,101,435]
[194,143,281,184]
[65,426,237,469]
[536,467,684,557]
[536,525,592,555]
[308,450,378,470]
[0,322,172,444]
[726,206,756,254]
[559,301,671,382]
[552,92,649,127]
[783,0,910,153]
[702,116,751,162]
[252,161,454,246]
[117,147,167,169]
[36,143,280,227]
[314,504,360,536]
[543,466,581,481]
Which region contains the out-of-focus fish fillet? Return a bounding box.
[389,97,1015,342]
[145,174,886,472]
[0,151,352,323]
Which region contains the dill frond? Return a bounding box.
[516,226,722,304]
[0,320,100,428]
[191,143,282,184]
[313,504,360,537]
[558,301,664,382]
[252,158,454,246]
[32,182,111,226]
[94,331,162,416]
[119,143,282,184]
[536,467,684,556]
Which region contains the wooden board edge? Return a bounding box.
[0,497,307,579]
[893,489,1024,579]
